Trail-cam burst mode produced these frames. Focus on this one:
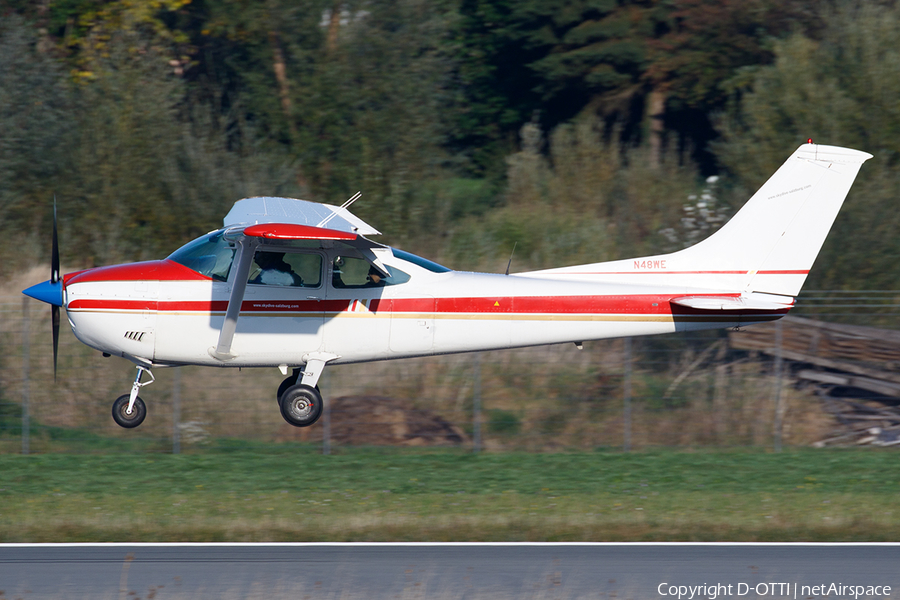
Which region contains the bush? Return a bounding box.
[487,408,522,435]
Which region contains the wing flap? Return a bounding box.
[671,295,793,311]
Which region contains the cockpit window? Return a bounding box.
[390,248,451,273]
[168,231,235,281]
[248,251,322,287]
[331,256,410,288]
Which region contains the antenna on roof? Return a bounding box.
[317,191,362,228]
[505,242,517,276]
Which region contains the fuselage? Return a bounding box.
[62,232,788,369]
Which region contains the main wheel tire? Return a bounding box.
[277,375,319,405]
[277,374,298,404]
[112,394,146,428]
[279,384,323,427]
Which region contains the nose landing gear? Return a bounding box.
[112,366,153,428]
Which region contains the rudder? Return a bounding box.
[678,143,871,297]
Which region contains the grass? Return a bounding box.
[1,446,898,542]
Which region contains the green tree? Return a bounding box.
[64,29,301,264]
[177,1,460,244]
[451,0,668,175]
[647,0,819,168]
[713,1,900,290]
[294,1,458,244]
[449,0,542,177]
[0,15,76,267]
[447,114,701,271]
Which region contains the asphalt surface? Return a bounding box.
[0,543,898,599]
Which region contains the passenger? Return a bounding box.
[250,252,302,286]
[332,257,346,288]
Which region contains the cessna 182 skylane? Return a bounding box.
[24,143,871,429]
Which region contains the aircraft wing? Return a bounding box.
[224,196,380,236]
[223,221,390,275]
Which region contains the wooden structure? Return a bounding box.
[729,316,900,447]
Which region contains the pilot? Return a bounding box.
[251,252,302,286]
[364,265,386,287]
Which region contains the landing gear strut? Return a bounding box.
[277,368,302,404]
[112,366,153,428]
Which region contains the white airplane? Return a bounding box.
[23,143,871,429]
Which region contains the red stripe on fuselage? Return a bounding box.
[68,298,389,314]
[67,293,788,317]
[541,269,810,276]
[67,299,158,311]
[432,294,745,315]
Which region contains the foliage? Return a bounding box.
[0,17,300,268]
[449,0,667,174]
[714,1,900,290]
[290,0,459,246]
[0,15,74,257]
[67,30,300,264]
[647,0,820,109]
[486,408,521,434]
[444,115,702,270]
[0,0,897,291]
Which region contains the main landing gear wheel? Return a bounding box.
[279,384,323,427]
[277,372,299,404]
[112,394,147,428]
[277,374,319,405]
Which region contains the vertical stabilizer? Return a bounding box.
[524,143,872,297]
[680,143,871,296]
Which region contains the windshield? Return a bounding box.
[168,231,235,281]
[390,248,451,273]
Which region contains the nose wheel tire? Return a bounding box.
[112,394,147,428]
[279,384,323,427]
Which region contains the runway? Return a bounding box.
[1,543,898,599]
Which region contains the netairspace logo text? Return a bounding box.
[658,583,892,600]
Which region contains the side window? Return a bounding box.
[331,256,410,288]
[286,253,322,287]
[249,251,322,287]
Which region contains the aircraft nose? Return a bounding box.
[23,279,64,307]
